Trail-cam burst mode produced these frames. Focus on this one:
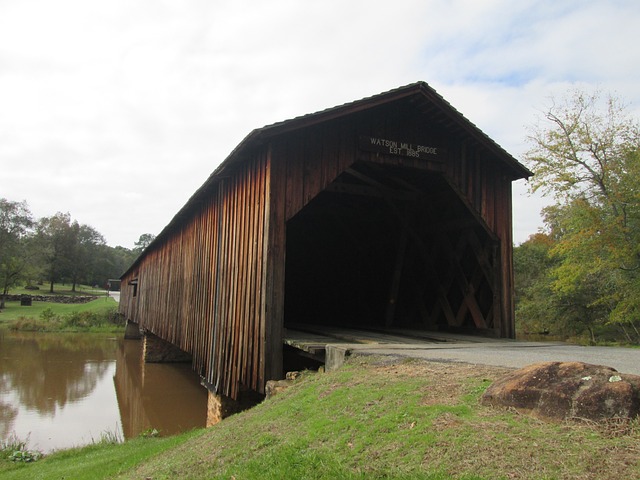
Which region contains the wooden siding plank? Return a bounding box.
[253,152,267,390]
[263,145,285,385]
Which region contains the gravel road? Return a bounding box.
[342,341,640,375]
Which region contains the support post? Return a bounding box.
[124,320,142,340]
[385,215,409,327]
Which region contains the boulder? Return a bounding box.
[265,379,294,399]
[480,361,640,421]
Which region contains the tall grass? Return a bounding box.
[8,305,124,332]
[0,435,43,463]
[91,428,124,446]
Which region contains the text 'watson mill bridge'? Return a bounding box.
[119,82,532,422]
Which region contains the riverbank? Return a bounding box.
[0,297,122,333]
[3,355,639,479]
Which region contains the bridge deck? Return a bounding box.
[283,323,507,365]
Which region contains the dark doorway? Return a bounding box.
[283,162,499,335]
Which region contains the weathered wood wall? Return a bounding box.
[121,152,273,399]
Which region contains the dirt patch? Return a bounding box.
[351,354,512,378]
[350,355,512,405]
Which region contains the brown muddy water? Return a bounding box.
[0,330,207,453]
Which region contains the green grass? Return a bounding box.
[0,297,121,332]
[0,430,204,480]
[3,356,637,479]
[0,297,116,321]
[116,357,640,479]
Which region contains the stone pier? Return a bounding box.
[206,391,243,426]
[202,380,264,426]
[124,320,142,340]
[143,332,192,363]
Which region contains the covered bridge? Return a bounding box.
[119,81,531,409]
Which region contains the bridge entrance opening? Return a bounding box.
[283,162,499,338]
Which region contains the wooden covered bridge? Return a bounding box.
[119,81,531,417]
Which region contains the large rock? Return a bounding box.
[480,361,640,421]
[265,379,294,399]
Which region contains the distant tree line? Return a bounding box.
[515,89,640,344]
[0,199,154,308]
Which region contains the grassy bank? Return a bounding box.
[3,355,639,479]
[0,287,122,332]
[0,298,121,332]
[1,431,203,480]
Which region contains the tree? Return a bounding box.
[133,233,156,254]
[524,89,640,341]
[37,213,111,292]
[514,233,556,335]
[108,245,137,277]
[1,202,138,299]
[89,244,137,287]
[515,230,615,342]
[36,213,77,293]
[0,199,34,309]
[68,223,106,291]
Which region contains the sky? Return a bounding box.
[2,0,639,248]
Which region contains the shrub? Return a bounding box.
[106,309,126,326]
[61,308,124,329]
[1,434,43,463]
[10,305,124,332]
[40,307,58,323]
[11,316,45,331]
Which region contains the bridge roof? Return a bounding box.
[124,81,531,276]
[216,81,531,179]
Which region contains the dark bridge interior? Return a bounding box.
[284,161,498,335]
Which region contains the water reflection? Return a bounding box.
[114,339,207,438]
[0,331,115,446]
[0,330,207,452]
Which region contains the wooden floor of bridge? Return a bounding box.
[283,324,501,363]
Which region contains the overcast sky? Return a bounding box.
[2,0,639,248]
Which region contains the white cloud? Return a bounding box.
[1,0,639,247]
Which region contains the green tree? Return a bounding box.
[68,223,106,291]
[83,244,134,290]
[0,199,34,308]
[133,233,156,254]
[36,213,76,293]
[108,245,137,277]
[514,233,556,335]
[524,89,640,341]
[37,213,111,292]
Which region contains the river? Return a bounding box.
[0,330,207,453]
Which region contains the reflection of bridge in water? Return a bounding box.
[114,339,207,439]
